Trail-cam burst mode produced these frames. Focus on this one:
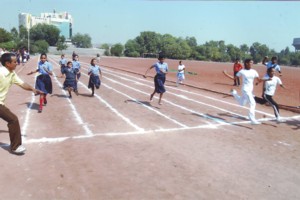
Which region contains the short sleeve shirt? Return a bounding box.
[0,67,24,105]
[153,62,168,75]
[38,61,53,75]
[62,67,77,80]
[178,64,185,74]
[88,65,101,76]
[236,69,259,93]
[72,61,81,71]
[264,76,282,96]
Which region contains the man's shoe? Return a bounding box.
[251,120,261,125]
[230,89,237,95]
[11,145,26,154]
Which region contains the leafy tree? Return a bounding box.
[56,35,68,52]
[110,43,124,56]
[32,40,49,54]
[185,36,197,48]
[135,31,160,54]
[72,33,92,48]
[19,25,28,41]
[0,28,12,43]
[10,27,19,41]
[124,39,140,57]
[30,24,60,46]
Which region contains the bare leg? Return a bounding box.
[158,93,163,105]
[150,90,155,102]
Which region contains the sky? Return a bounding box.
[1,0,299,52]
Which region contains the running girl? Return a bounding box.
[88,58,102,97]
[256,67,286,122]
[27,53,53,113]
[144,54,168,105]
[62,61,78,98]
[72,55,81,94]
[59,54,67,77]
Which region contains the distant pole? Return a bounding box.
[28,27,30,53]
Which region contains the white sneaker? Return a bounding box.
[230,89,237,95]
[276,117,286,123]
[11,145,26,154]
[251,120,261,125]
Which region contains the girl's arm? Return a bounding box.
[143,65,154,78]
[27,69,38,75]
[43,66,53,76]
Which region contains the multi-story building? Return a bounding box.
[19,10,73,41]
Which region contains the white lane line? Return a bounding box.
[102,83,188,128]
[77,81,144,132]
[79,63,232,125]
[23,114,300,144]
[49,58,93,136]
[49,56,144,132]
[83,62,274,117]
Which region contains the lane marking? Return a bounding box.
[49,57,93,136]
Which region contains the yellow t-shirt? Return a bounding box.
[0,67,24,105]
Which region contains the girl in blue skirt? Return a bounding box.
[88,58,102,96]
[144,54,168,105]
[62,61,78,98]
[27,53,53,112]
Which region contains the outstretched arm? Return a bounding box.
[143,65,154,78]
[19,82,43,95]
[223,70,236,80]
[27,69,38,75]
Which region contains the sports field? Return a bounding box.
[1,55,300,199]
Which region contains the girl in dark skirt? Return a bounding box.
[27,53,53,112]
[62,61,78,98]
[88,58,102,96]
[144,54,168,105]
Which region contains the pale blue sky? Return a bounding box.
[1,0,299,51]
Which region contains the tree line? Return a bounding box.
[0,24,92,54]
[103,31,300,67]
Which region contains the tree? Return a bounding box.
[0,28,12,43]
[135,31,160,55]
[110,43,124,57]
[72,33,92,48]
[10,27,19,41]
[30,24,60,46]
[19,25,28,41]
[56,35,68,52]
[124,39,140,57]
[31,40,49,54]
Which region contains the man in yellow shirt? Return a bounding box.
[0,53,42,154]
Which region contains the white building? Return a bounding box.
[19,10,73,41]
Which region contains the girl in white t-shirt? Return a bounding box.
[257,67,286,122]
[176,61,185,86]
[223,58,263,125]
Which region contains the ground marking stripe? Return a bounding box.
[49,56,143,132]
[79,61,274,117]
[20,114,300,145]
[49,57,93,136]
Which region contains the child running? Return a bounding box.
[144,54,168,105]
[59,54,67,77]
[88,58,102,97]
[256,67,286,122]
[233,58,243,86]
[62,61,78,98]
[72,55,81,94]
[223,58,264,125]
[27,53,53,113]
[176,60,185,87]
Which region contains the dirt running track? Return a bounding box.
[0,55,299,200]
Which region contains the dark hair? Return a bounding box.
[67,61,72,66]
[267,67,274,73]
[40,53,47,58]
[271,56,277,61]
[1,53,16,66]
[244,58,252,66]
[90,58,96,65]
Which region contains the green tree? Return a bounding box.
[110,43,124,56]
[56,35,68,52]
[72,33,92,48]
[19,25,28,41]
[32,40,49,54]
[10,27,19,41]
[124,39,140,57]
[135,31,160,55]
[30,24,60,46]
[0,28,12,43]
